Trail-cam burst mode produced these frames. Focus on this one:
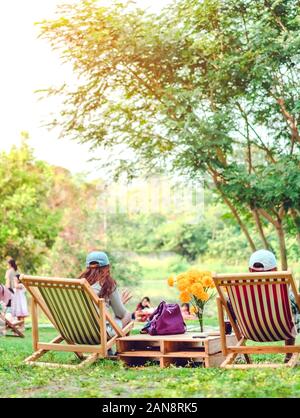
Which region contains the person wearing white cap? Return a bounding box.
[248,249,277,272]
[248,249,300,362]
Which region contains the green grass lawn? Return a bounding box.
[1,327,300,398]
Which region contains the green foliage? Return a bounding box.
[38,0,300,170]
[220,156,300,213]
[39,0,300,268]
[107,251,141,287]
[40,168,104,278]
[106,211,212,261]
[107,213,166,253]
[0,144,140,286]
[0,143,61,277]
[39,168,140,286]
[157,221,212,261]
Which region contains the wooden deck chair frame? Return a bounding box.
[20,275,134,369]
[0,312,25,338]
[4,317,25,338]
[213,271,300,369]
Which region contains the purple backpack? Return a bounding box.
[141,301,186,335]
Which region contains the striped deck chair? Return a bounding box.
[213,271,300,369]
[20,275,134,369]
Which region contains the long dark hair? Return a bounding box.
[79,264,116,299]
[8,258,18,271]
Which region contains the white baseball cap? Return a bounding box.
[249,249,277,271]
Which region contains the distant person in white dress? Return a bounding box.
[5,258,19,293]
[5,259,28,331]
[11,274,28,332]
[5,258,18,319]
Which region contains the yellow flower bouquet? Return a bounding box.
[167,269,215,332]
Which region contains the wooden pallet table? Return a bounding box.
[117,332,237,368]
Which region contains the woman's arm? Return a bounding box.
[120,288,132,305]
[110,289,132,326]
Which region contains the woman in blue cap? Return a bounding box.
[79,251,132,336]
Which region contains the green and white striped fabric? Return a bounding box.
[38,286,101,345]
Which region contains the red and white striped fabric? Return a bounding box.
[227,283,297,342]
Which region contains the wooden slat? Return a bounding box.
[213,271,294,291]
[105,309,124,337]
[98,299,107,356]
[31,298,39,351]
[217,297,226,356]
[117,333,220,342]
[119,351,162,358]
[214,271,292,280]
[215,279,289,287]
[164,351,207,358]
[21,275,86,286]
[227,345,300,354]
[122,321,135,336]
[37,342,103,354]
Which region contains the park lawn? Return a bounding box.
[0,327,300,398]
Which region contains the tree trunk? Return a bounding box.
[252,209,270,249]
[258,209,288,269]
[208,167,257,252]
[276,221,288,270]
[216,185,257,252]
[290,209,300,248]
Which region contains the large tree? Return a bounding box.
[39,0,300,268]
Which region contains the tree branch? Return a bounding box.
[252,208,270,249]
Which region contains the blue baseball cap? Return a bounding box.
[86,251,109,267]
